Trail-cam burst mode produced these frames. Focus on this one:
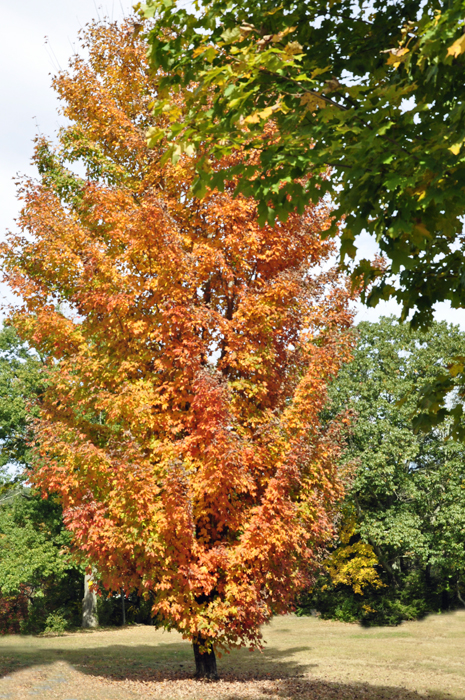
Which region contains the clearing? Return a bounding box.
[0,611,464,699]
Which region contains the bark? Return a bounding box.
[457,579,465,607]
[82,572,98,629]
[367,537,400,588]
[121,588,126,626]
[193,636,218,679]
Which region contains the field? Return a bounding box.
[0,611,464,700]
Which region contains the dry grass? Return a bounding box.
[0,611,464,699]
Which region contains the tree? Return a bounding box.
[302,317,465,625]
[1,18,354,674]
[0,487,83,634]
[0,326,83,634]
[82,570,98,629]
[0,325,43,482]
[142,0,465,330]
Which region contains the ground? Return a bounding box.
[0,612,464,699]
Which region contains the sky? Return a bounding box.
[1,0,465,329]
[0,0,130,313]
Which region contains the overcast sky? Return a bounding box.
[1,0,464,329]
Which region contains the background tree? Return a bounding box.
[142,0,465,331]
[301,317,465,625]
[1,18,354,673]
[0,326,83,634]
[0,487,83,634]
[0,325,42,481]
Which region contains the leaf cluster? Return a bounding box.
[143,0,465,330]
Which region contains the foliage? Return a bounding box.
[0,588,29,634]
[0,326,83,634]
[43,610,69,636]
[300,317,465,625]
[0,18,355,652]
[0,487,83,634]
[0,490,71,597]
[142,0,465,332]
[322,511,385,596]
[0,325,43,483]
[97,589,156,627]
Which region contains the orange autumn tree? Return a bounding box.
[2,18,354,676]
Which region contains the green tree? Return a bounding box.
[0,489,83,633]
[304,317,465,625]
[0,326,82,633]
[142,0,465,330]
[0,325,43,483]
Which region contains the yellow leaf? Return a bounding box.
[447,33,465,58]
[386,47,409,69]
[192,45,206,58]
[205,46,218,62]
[271,26,296,43]
[449,142,462,155]
[310,65,332,79]
[184,143,196,157]
[284,41,303,58]
[243,105,275,124]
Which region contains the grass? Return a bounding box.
[0,611,464,699]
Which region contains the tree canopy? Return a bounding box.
[142,0,465,329]
[0,18,355,669]
[304,317,465,624]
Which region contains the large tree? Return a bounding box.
[142,0,465,330]
[1,18,354,675]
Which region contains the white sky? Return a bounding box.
[0,0,130,313]
[1,0,464,329]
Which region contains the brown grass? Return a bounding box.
[0,611,464,699]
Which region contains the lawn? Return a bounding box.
[0,611,464,699]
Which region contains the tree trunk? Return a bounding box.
[121,587,126,626]
[82,572,98,628]
[193,636,218,679]
[457,579,465,607]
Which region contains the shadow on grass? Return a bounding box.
[0,640,454,700]
[0,641,314,680]
[222,679,452,700]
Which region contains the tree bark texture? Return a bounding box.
[193,636,218,679]
[82,572,99,628]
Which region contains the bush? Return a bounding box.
[297,568,451,626]
[0,589,29,634]
[43,611,68,635]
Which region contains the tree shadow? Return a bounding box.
[222,678,453,700]
[0,641,315,681]
[0,639,457,700]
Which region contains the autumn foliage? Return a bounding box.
[1,19,354,655]
[0,588,29,635]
